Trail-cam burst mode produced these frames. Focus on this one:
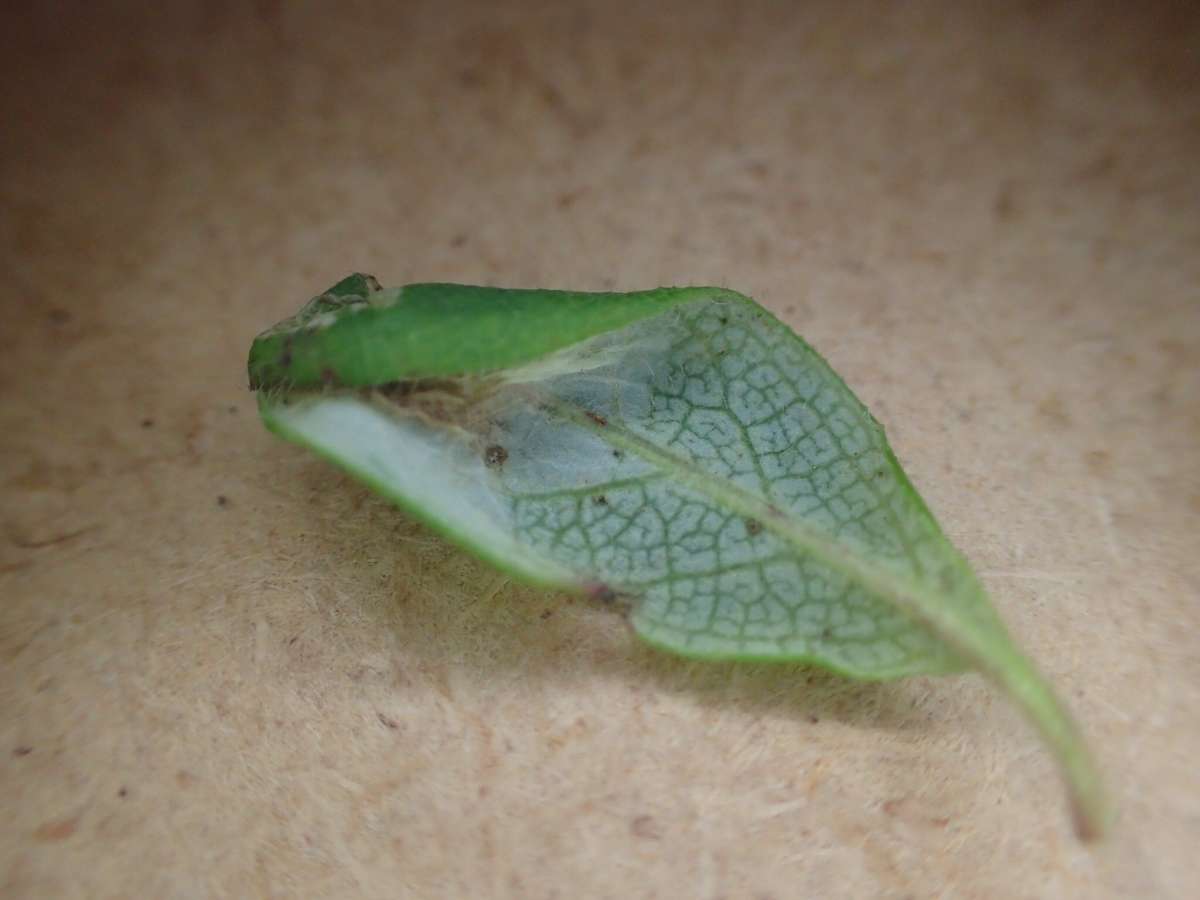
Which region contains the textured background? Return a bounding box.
[2,1,1198,897]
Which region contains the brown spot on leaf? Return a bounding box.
[379,377,475,426]
[584,582,633,610]
[592,585,617,604]
[745,517,762,536]
[484,444,508,467]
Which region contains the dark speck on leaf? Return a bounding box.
[586,582,622,605]
[821,627,833,640]
[216,495,229,508]
[745,517,762,536]
[585,410,608,427]
[585,583,634,611]
[593,495,608,505]
[484,444,508,467]
[141,418,154,428]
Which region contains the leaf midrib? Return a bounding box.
[540,393,1109,838]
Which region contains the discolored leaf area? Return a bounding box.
[249,275,1110,841]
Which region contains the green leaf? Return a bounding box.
[249,274,1111,841]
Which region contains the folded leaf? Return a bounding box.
[249,274,1110,840]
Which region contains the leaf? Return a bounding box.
[249,274,1110,840]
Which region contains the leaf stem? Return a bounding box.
[551,398,1111,840]
[972,641,1112,841]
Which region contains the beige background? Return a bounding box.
[2,2,1197,897]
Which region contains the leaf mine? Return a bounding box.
[250,276,1111,841]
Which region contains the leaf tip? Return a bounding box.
[1069,788,1114,844]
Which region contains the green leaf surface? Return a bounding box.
[249,275,1110,841]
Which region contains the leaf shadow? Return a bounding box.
[296,466,955,738]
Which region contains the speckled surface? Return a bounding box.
[2,2,1198,897]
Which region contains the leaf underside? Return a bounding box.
[250,275,1110,840]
